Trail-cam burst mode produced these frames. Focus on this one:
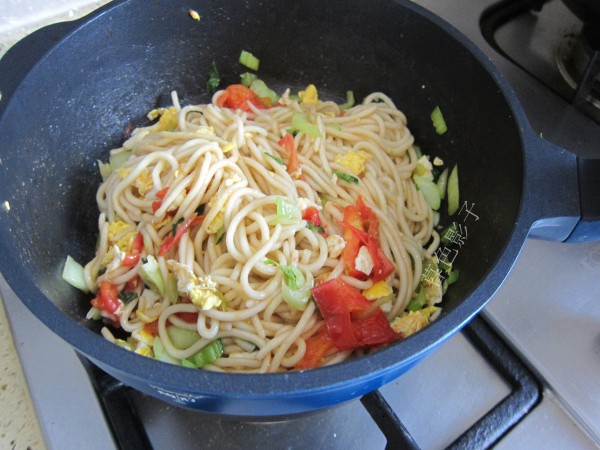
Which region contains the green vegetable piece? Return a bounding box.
[139,256,165,296]
[118,291,138,304]
[447,164,459,216]
[333,171,359,184]
[413,175,441,210]
[206,62,220,93]
[188,339,224,367]
[165,273,179,304]
[436,168,449,200]
[440,222,462,247]
[250,79,279,104]
[273,196,301,225]
[239,50,259,71]
[215,226,226,244]
[62,255,89,293]
[240,72,258,87]
[431,106,448,135]
[166,325,200,349]
[407,284,426,311]
[447,268,459,285]
[181,358,197,368]
[153,338,181,365]
[109,149,131,172]
[265,259,313,310]
[413,145,422,158]
[98,160,112,181]
[340,90,355,110]
[264,152,283,165]
[292,112,322,137]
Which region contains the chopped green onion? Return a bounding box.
[407,284,426,311]
[333,171,359,184]
[187,339,224,367]
[447,164,459,216]
[264,259,304,289]
[118,291,138,304]
[436,168,449,200]
[273,196,301,225]
[195,204,206,216]
[239,50,259,71]
[153,337,180,365]
[206,62,220,93]
[62,255,89,293]
[292,112,322,137]
[264,152,282,165]
[250,79,279,104]
[139,256,165,296]
[340,90,355,110]
[240,72,258,87]
[413,175,441,210]
[431,106,447,135]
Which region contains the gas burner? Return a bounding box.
[481,0,600,124]
[556,27,600,122]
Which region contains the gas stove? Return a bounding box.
[2,0,600,448]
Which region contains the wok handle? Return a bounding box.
[525,131,600,243]
[565,157,600,242]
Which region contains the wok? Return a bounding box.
[0,0,598,417]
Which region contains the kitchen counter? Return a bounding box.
[0,1,111,449]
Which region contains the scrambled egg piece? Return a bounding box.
[115,167,154,196]
[391,306,439,336]
[326,235,346,258]
[299,84,319,104]
[363,281,393,300]
[168,261,221,310]
[131,327,155,357]
[355,246,374,275]
[102,221,136,266]
[204,174,241,234]
[334,150,372,177]
[147,106,178,131]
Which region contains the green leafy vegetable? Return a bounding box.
[264,259,313,310]
[206,62,220,93]
[239,50,259,71]
[431,106,447,135]
[264,152,282,164]
[118,291,138,304]
[153,338,180,365]
[333,171,359,184]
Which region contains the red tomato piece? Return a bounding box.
[295,328,336,370]
[91,280,122,315]
[157,213,205,256]
[216,84,267,113]
[123,231,144,267]
[302,206,322,227]
[311,278,401,351]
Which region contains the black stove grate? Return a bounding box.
[86,315,540,450]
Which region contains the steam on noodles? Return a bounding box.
[78,84,449,373]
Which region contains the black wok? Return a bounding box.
[0,0,598,417]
